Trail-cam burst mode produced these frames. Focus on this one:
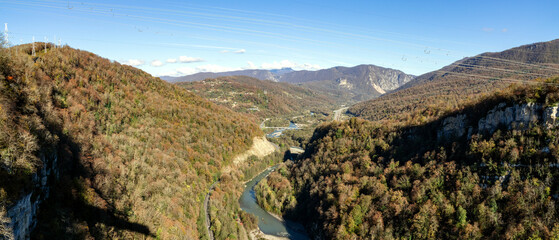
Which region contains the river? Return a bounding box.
[239,166,309,240]
[266,122,300,138]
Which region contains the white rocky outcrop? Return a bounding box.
[544,106,559,128]
[233,137,277,165]
[437,102,559,141]
[478,103,542,133]
[337,78,353,90]
[368,67,414,91]
[5,152,59,240]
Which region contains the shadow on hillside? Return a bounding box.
[32,133,155,239]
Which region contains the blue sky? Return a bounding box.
[1,0,558,76]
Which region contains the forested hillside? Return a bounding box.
[350,39,559,123]
[177,76,339,119]
[0,43,260,239]
[257,78,559,239]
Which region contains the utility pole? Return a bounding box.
[32,36,36,56]
[3,23,8,45]
[44,37,47,53]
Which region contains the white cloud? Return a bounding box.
[123,59,144,66]
[221,49,246,54]
[298,63,321,70]
[161,64,241,77]
[159,60,321,77]
[151,60,164,67]
[245,61,257,69]
[179,56,204,63]
[482,27,494,32]
[176,66,196,75]
[166,58,177,63]
[195,64,241,73]
[233,49,246,54]
[261,60,320,71]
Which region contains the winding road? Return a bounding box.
[333,107,349,121]
[205,181,218,240]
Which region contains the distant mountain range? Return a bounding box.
[280,65,414,101]
[349,39,559,122]
[161,68,294,82]
[164,64,415,102]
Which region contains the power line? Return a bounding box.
[476,56,559,72]
[1,0,469,59]
[449,62,559,78]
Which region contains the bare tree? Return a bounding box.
[0,207,13,240]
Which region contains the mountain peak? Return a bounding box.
[350,39,559,122]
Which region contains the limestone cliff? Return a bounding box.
[437,102,559,142]
[4,151,59,240]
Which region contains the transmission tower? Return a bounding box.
[3,23,8,45]
[32,36,36,56]
[4,23,9,57]
[44,37,47,53]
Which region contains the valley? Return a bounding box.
[1,2,559,239]
[171,40,559,240]
[2,39,559,240]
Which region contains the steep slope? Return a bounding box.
[257,77,559,239]
[177,76,340,119]
[0,44,260,239]
[350,39,559,122]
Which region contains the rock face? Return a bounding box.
[232,137,277,165]
[544,106,559,128]
[5,151,59,240]
[366,66,413,92]
[437,102,559,142]
[437,114,467,140]
[478,103,542,133]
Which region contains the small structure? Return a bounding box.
[288,146,305,160]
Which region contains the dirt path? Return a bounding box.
[333,107,349,121]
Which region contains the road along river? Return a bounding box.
[239,166,309,240]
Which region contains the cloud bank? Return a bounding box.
[160,59,321,77]
[151,60,164,67]
[122,59,145,66]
